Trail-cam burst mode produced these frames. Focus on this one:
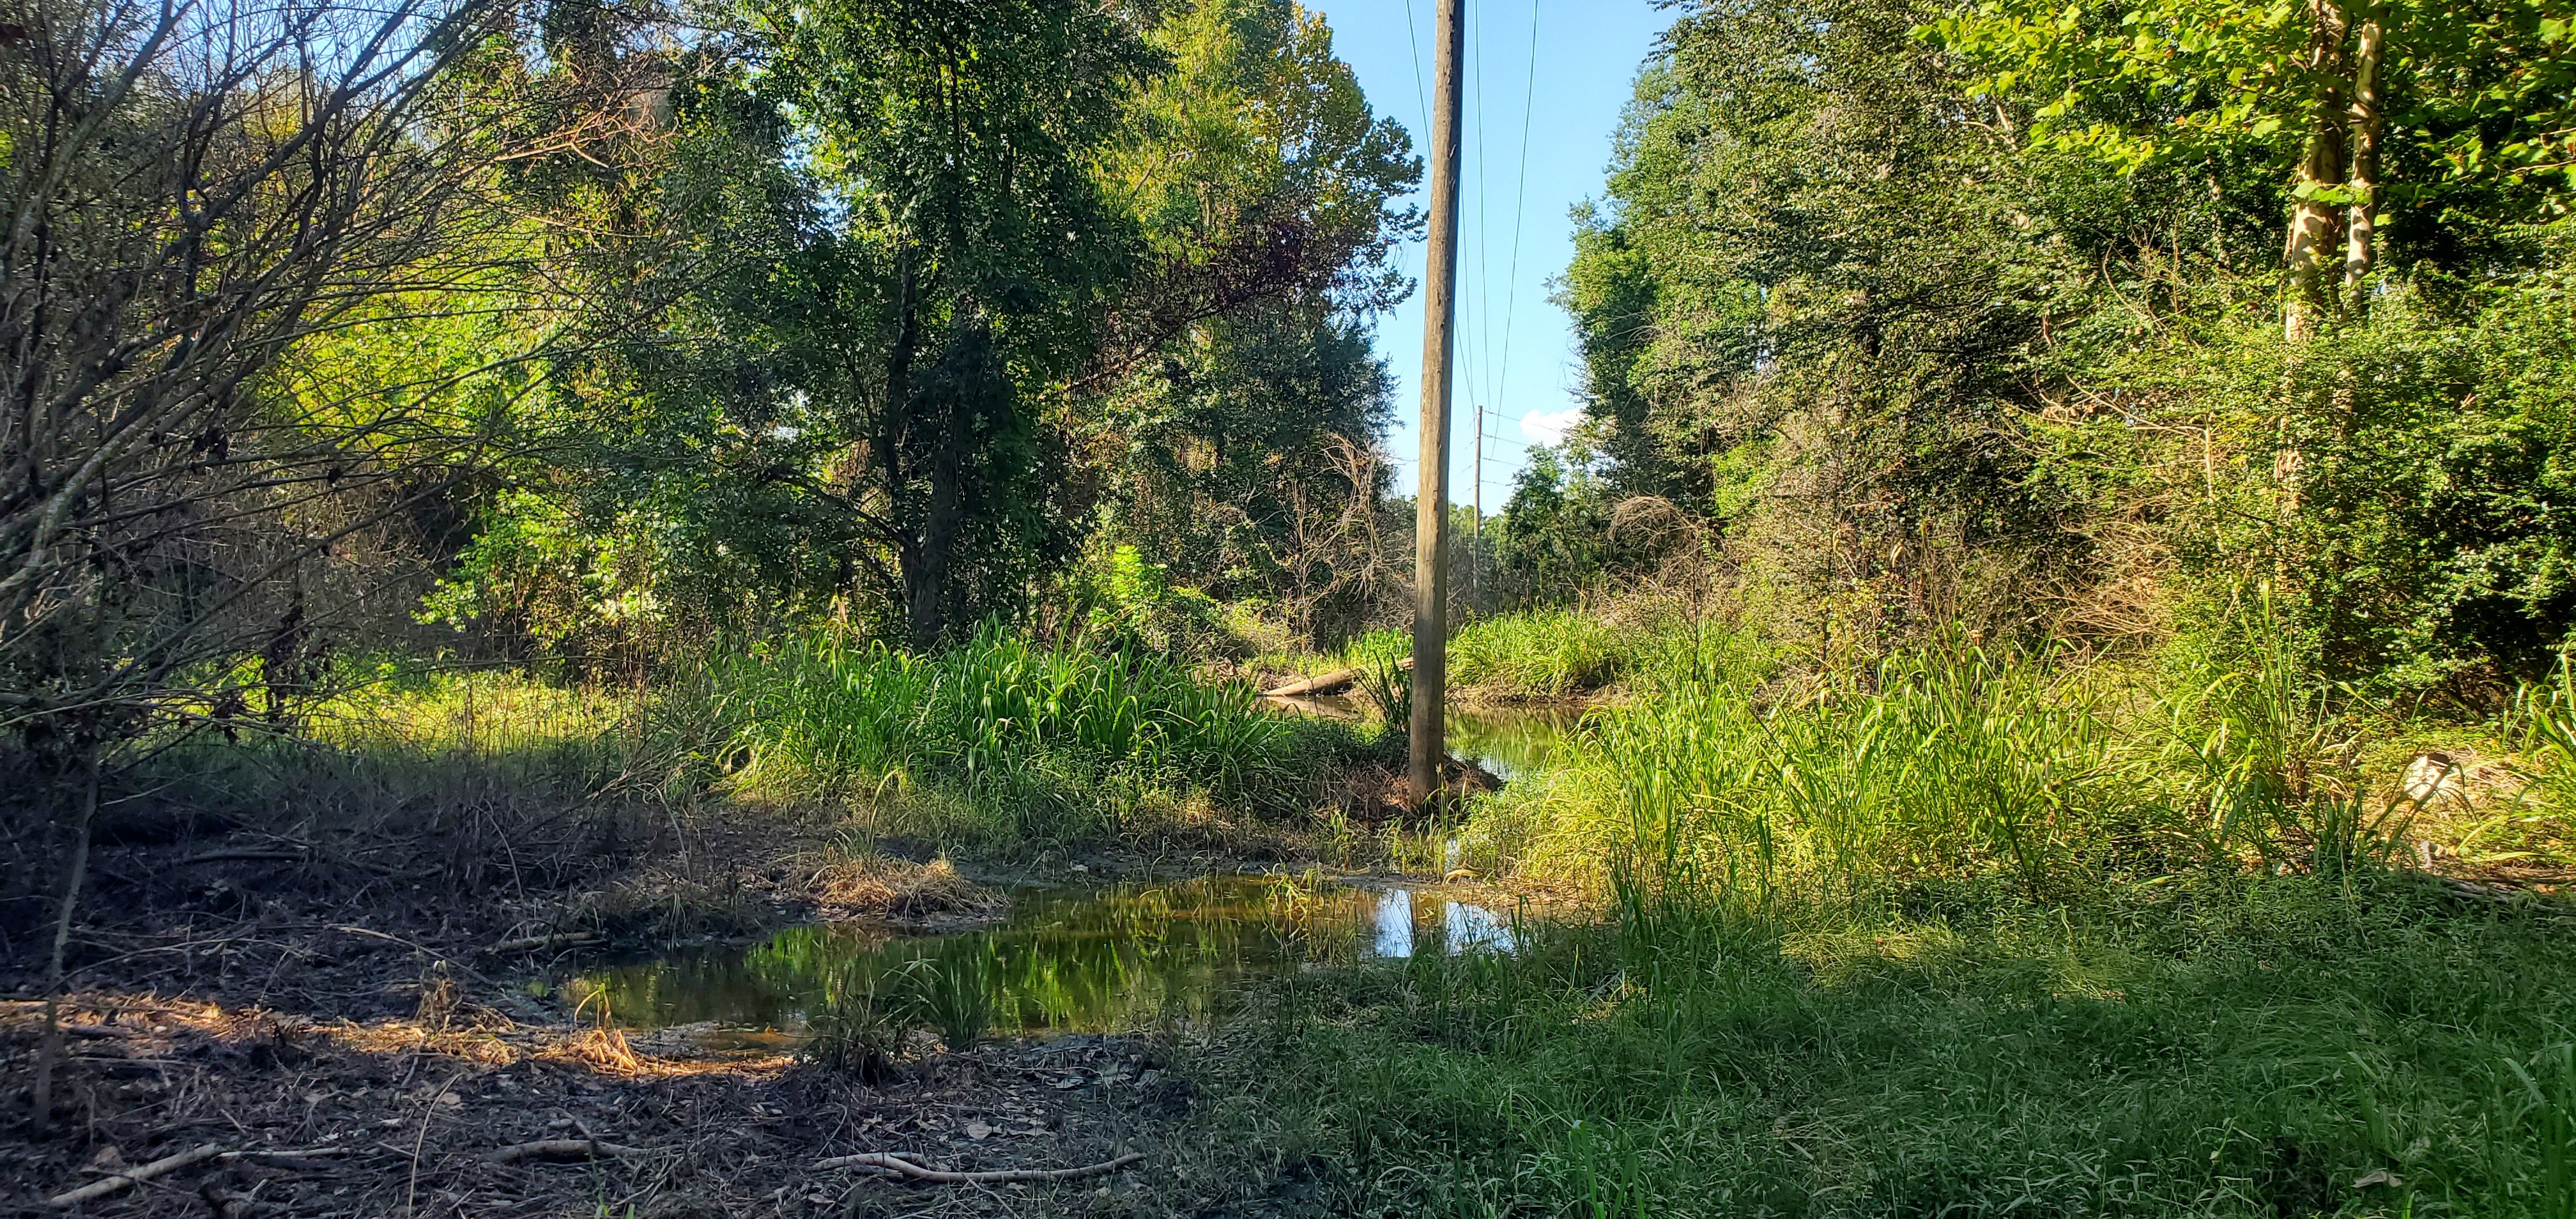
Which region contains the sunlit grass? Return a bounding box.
[1214,874,2576,1217]
[1199,611,2576,1216]
[248,625,1356,853]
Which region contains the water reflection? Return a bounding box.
[1374,888,1414,958]
[562,875,1513,1036]
[1443,705,1584,781]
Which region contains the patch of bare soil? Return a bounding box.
[1,997,1215,1218]
[0,792,1365,1218]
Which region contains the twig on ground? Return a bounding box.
[483,931,601,955]
[811,1151,1145,1184]
[61,1022,145,1038]
[486,1139,647,1164]
[223,1147,355,1164]
[47,1143,223,1207]
[172,848,309,867]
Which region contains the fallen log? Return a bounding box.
[1262,656,1409,698]
[486,1138,645,1165]
[1264,668,1360,698]
[47,1143,222,1207]
[811,1150,1146,1184]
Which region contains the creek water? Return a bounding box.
[556,875,1517,1037]
[554,705,1577,1041]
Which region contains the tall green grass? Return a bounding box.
[705,625,1307,841]
[1206,874,2576,1218]
[164,623,1338,854]
[1458,622,2423,903]
[1447,610,1642,699]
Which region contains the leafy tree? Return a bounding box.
[1091,0,1419,636]
[438,0,1417,656]
[1554,0,2155,644]
[1938,0,2576,335]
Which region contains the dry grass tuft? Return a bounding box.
[810,856,1000,917]
[559,1026,643,1073]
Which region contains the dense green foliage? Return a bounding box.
[1512,0,2576,702]
[707,626,1326,841]
[425,0,1420,662]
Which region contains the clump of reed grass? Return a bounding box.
[803,963,912,1083]
[1448,609,1639,699]
[1454,608,2471,905]
[705,624,1310,843]
[900,950,1003,1051]
[1478,639,2148,901]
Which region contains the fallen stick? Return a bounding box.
[222,1147,353,1163]
[172,848,307,867]
[60,1022,144,1039]
[47,1143,223,1207]
[484,931,601,955]
[321,924,510,993]
[486,1138,646,1165]
[811,1150,1145,1184]
[1262,656,1413,699]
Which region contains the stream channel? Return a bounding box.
[553,705,1583,1043]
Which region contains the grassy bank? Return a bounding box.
[203,624,1377,855]
[1206,877,2576,1218]
[1190,608,2576,1218]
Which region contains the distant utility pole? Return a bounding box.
[1411,0,1464,809]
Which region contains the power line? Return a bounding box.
[1496,0,1540,421]
[1400,0,1430,139]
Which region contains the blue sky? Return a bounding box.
[1298,0,1672,509]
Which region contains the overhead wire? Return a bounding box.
[1495,0,1540,434]
[1473,0,1494,500]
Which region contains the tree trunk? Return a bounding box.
[907,407,962,652]
[29,749,100,1135]
[2343,16,2386,300]
[2284,0,2350,342]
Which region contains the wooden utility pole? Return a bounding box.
[1411,0,1464,808]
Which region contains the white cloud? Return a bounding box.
[1521,408,1584,445]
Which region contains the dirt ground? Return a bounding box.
[0,786,1367,1218]
[3,993,1213,1218]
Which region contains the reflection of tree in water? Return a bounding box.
[1445,709,1581,781]
[568,877,1418,1034]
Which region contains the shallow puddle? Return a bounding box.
[556,875,1514,1038]
[1445,705,1584,781]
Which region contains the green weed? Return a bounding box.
[1212,875,2576,1218]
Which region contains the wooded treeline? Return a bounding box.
[0,0,1420,786]
[1499,0,2576,702]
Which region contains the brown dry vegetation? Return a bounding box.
[0,766,1358,1216]
[0,995,1219,1218]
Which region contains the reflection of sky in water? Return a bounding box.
[1374,889,1414,958]
[563,876,1516,1036]
[1446,900,1515,953]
